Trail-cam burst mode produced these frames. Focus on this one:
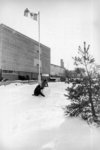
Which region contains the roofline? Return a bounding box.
[51,63,65,69]
[0,23,50,50]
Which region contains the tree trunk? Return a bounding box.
[88,88,96,119]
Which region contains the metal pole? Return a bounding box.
[38,11,41,84]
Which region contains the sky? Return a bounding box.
[0,0,100,69]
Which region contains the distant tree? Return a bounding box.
[74,67,85,78]
[65,69,70,78]
[64,42,100,125]
[65,69,76,82]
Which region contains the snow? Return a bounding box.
[0,82,100,150]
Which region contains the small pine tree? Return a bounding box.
[64,42,100,125]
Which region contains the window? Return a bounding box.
[34,59,42,67]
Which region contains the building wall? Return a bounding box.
[50,64,65,77]
[0,24,50,80]
[41,45,50,74]
[0,26,2,69]
[96,65,100,74]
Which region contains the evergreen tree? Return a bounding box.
[64,42,100,125]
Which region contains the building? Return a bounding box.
[60,59,64,68]
[96,64,100,74]
[0,24,50,80]
[50,59,66,81]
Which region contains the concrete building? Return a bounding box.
[0,24,50,80]
[60,59,64,68]
[96,64,100,74]
[50,59,66,81]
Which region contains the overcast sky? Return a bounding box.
[0,0,100,69]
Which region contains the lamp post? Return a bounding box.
[24,8,41,84]
[38,11,41,84]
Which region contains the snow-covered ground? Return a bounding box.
[0,82,100,150]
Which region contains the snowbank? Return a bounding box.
[0,82,100,150]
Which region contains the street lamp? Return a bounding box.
[24,8,41,84]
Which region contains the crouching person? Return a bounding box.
[33,84,45,97]
[41,79,48,88]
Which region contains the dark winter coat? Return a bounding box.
[41,79,48,88]
[34,84,45,97]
